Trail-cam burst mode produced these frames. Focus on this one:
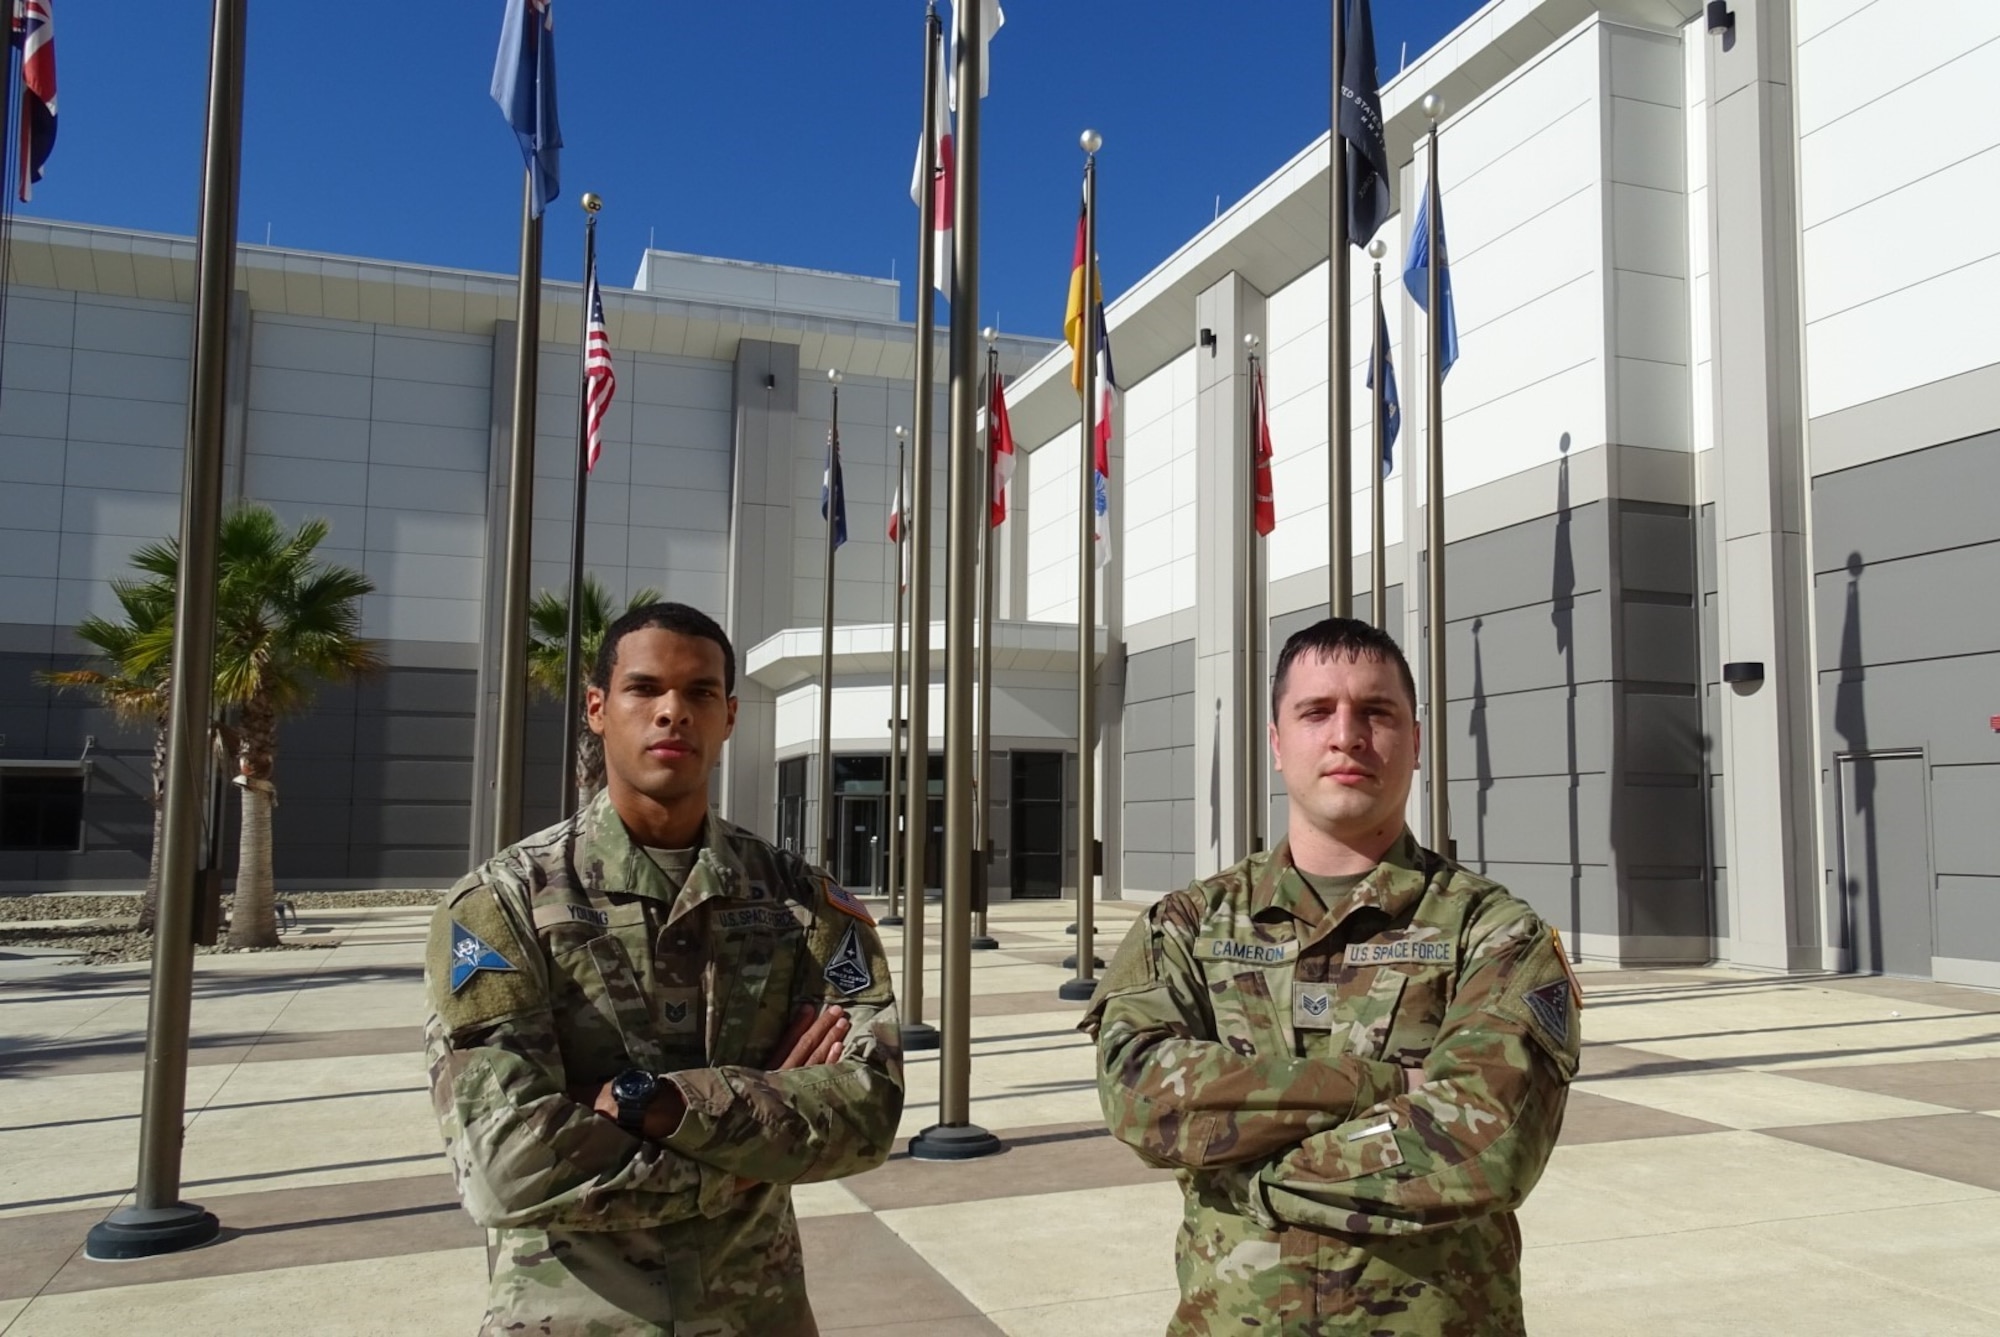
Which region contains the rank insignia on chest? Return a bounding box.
[663,1000,689,1024]
[824,924,874,996]
[449,920,515,992]
[1294,987,1335,1030]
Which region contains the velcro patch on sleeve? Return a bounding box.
[1491,930,1582,1075]
[427,890,543,1036]
[822,878,876,926]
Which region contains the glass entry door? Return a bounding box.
[838,795,884,892]
[1011,751,1064,899]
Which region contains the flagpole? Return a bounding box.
[900,4,941,1054]
[1369,238,1387,630]
[909,0,999,1160]
[493,177,543,849]
[1329,0,1353,618]
[883,424,908,928]
[85,0,243,1261]
[1243,338,1265,860]
[1059,130,1103,1005]
[1422,96,1451,856]
[559,194,602,820]
[971,333,1000,952]
[818,369,842,871]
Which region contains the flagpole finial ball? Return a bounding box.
[827,368,842,385]
[1422,93,1442,121]
[982,326,999,345]
[580,192,603,214]
[895,425,907,442]
[1368,239,1387,260]
[1243,333,1259,351]
[1080,129,1103,154]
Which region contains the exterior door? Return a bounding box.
[1837,751,1934,978]
[839,795,883,892]
[1011,751,1064,899]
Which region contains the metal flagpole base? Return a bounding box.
[1057,976,1098,1001]
[880,914,905,928]
[900,1022,941,1052]
[908,1121,1003,1161]
[86,1204,221,1261]
[969,935,1000,951]
[1061,954,1104,971]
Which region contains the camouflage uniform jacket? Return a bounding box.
[422,791,904,1336]
[1082,833,1580,1336]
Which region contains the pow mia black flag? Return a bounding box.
[1340,0,1392,247]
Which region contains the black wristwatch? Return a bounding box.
[609,1068,659,1135]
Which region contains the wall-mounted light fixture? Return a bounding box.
[1198,327,1216,354]
[763,373,777,390]
[1722,660,1763,685]
[1706,1,1736,48]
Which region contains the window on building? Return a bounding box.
[0,769,87,852]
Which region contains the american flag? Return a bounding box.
[13,0,57,202]
[583,264,615,471]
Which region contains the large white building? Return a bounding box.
[3,0,1995,987]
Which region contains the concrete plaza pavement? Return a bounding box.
[4,897,2000,1335]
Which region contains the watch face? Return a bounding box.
[611,1069,657,1105]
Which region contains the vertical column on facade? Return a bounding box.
[720,339,801,832]
[469,320,522,861]
[1192,273,1267,874]
[1703,1,1820,971]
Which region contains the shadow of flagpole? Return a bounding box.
[1552,434,1579,950]
[1832,551,1875,972]
[1470,617,1491,872]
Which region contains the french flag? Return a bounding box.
[14,0,56,202]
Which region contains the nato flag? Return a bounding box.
[1403,191,1460,378]
[1366,292,1401,475]
[1340,0,1391,247]
[493,0,562,218]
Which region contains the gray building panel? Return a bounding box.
[1449,772,1611,869]
[1450,682,1611,781]
[1122,640,1194,895]
[1934,876,2000,965]
[1811,428,2000,573]
[1928,765,2000,880]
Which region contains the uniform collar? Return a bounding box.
[1252,831,1432,932]
[575,792,753,922]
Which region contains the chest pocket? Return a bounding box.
[1194,933,1297,1059]
[704,906,806,1065]
[1295,963,1452,1064]
[548,902,667,1077]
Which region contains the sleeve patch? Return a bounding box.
[427,892,543,1035]
[1522,978,1574,1050]
[823,879,876,926]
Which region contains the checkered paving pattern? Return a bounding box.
[4,899,2000,1334]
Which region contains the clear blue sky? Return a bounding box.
[26,1,1481,338]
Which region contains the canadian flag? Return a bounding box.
[909,31,954,295]
[989,371,1016,527]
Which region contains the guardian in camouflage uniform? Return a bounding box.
[1083,618,1579,1336]
[423,603,902,1335]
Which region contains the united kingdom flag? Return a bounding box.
[12,0,57,202]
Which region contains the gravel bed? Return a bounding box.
[0,888,442,964]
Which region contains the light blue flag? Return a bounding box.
[1402,189,1459,378]
[492,0,562,218]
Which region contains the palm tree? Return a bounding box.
[130,505,381,948]
[528,575,660,808]
[38,579,176,931]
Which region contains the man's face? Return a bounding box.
[587,627,737,815]
[1269,649,1419,846]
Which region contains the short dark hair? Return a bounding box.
[592,601,737,697]
[1270,617,1416,719]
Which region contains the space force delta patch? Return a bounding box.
[824,924,874,996]
[1523,978,1574,1049]
[449,920,516,992]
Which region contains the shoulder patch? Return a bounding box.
[449,921,515,991]
[823,879,876,926]
[427,891,542,1035]
[824,923,874,996]
[1523,978,1573,1049]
